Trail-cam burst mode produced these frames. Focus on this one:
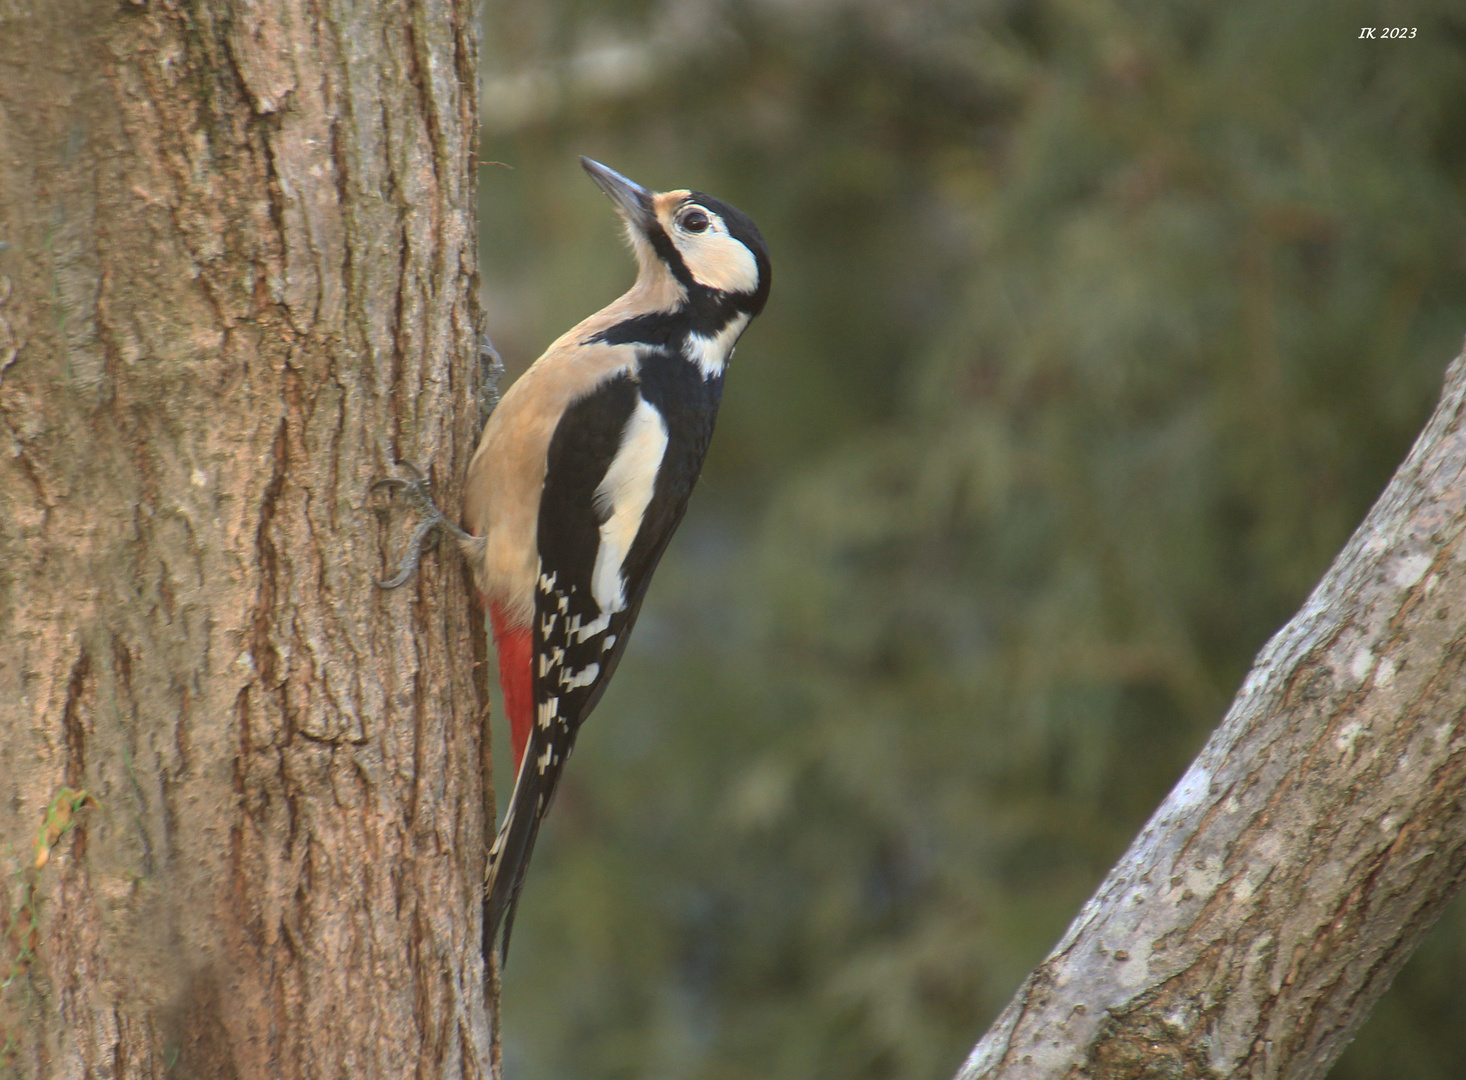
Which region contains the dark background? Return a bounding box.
[477,1,1466,1076]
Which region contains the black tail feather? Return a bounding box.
[484,752,549,964]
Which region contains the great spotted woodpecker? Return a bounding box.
[377,158,770,963]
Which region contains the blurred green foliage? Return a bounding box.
[478,1,1466,1076]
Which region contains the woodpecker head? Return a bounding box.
[581,157,771,320]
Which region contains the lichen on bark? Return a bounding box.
[959,348,1466,1079]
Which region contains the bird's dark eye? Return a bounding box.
[679,209,710,233]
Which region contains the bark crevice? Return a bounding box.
[0,2,491,1075]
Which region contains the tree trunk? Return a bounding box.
[0,2,492,1077]
[958,346,1466,1078]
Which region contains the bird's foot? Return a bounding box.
[371,462,474,588]
[478,333,506,430]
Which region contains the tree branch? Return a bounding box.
[959,346,1466,1080]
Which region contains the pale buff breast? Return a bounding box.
[463,337,640,624]
[463,239,686,623]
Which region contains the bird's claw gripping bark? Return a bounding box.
[371,462,473,589]
[372,336,502,590]
[479,333,506,429]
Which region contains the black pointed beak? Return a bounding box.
[581,157,654,231]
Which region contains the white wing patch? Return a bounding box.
[684,312,749,379]
[560,663,600,690]
[591,394,669,616]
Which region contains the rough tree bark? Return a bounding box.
[958,346,1466,1079]
[0,2,492,1077]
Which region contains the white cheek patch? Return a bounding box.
[590,395,668,615]
[684,312,749,379]
[679,233,759,294]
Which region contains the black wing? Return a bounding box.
[486,354,723,958]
